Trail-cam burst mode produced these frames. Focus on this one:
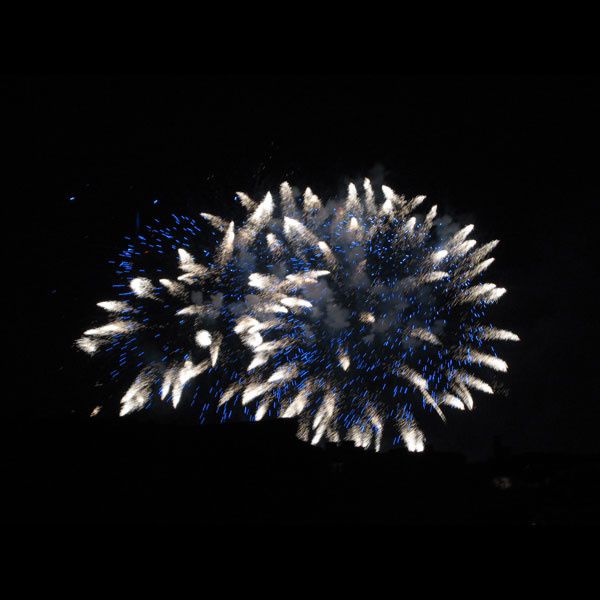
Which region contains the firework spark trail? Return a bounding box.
[78,180,517,451]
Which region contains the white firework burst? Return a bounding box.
[78,181,517,451]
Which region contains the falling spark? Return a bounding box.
[195,330,212,347]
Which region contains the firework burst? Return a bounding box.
[78,180,517,451]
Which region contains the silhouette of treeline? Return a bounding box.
[2,418,600,524]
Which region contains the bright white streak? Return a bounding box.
[312,389,337,443]
[487,287,507,302]
[210,337,221,367]
[177,248,196,268]
[235,191,257,211]
[234,316,260,334]
[451,224,475,245]
[424,271,448,283]
[219,383,242,406]
[461,258,495,280]
[97,301,130,313]
[217,221,235,265]
[162,361,210,407]
[425,205,437,222]
[347,425,372,450]
[240,192,274,243]
[404,217,416,233]
[255,398,272,421]
[248,273,275,290]
[235,316,277,348]
[381,197,393,214]
[381,185,396,205]
[266,233,283,257]
[410,327,441,345]
[465,350,508,372]
[400,422,425,453]
[470,240,499,262]
[459,371,494,394]
[254,340,286,354]
[170,360,210,408]
[255,303,288,314]
[423,389,446,421]
[76,337,101,354]
[248,273,270,290]
[443,394,465,410]
[317,241,337,267]
[286,270,330,284]
[480,328,520,342]
[397,366,428,391]
[176,305,209,316]
[200,212,228,232]
[458,283,502,304]
[338,347,350,371]
[454,239,477,255]
[279,181,296,216]
[401,271,448,291]
[177,248,208,282]
[120,371,153,416]
[282,389,310,418]
[405,195,426,213]
[84,320,134,337]
[280,297,313,309]
[345,183,361,217]
[283,217,320,246]
[248,192,274,228]
[363,178,376,214]
[302,187,322,213]
[242,382,273,405]
[159,279,185,297]
[130,277,155,299]
[452,380,474,410]
[248,355,269,371]
[268,364,298,383]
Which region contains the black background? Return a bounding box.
[3,75,598,523]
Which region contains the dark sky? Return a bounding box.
[6,75,598,458]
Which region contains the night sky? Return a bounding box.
[6,75,598,460]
